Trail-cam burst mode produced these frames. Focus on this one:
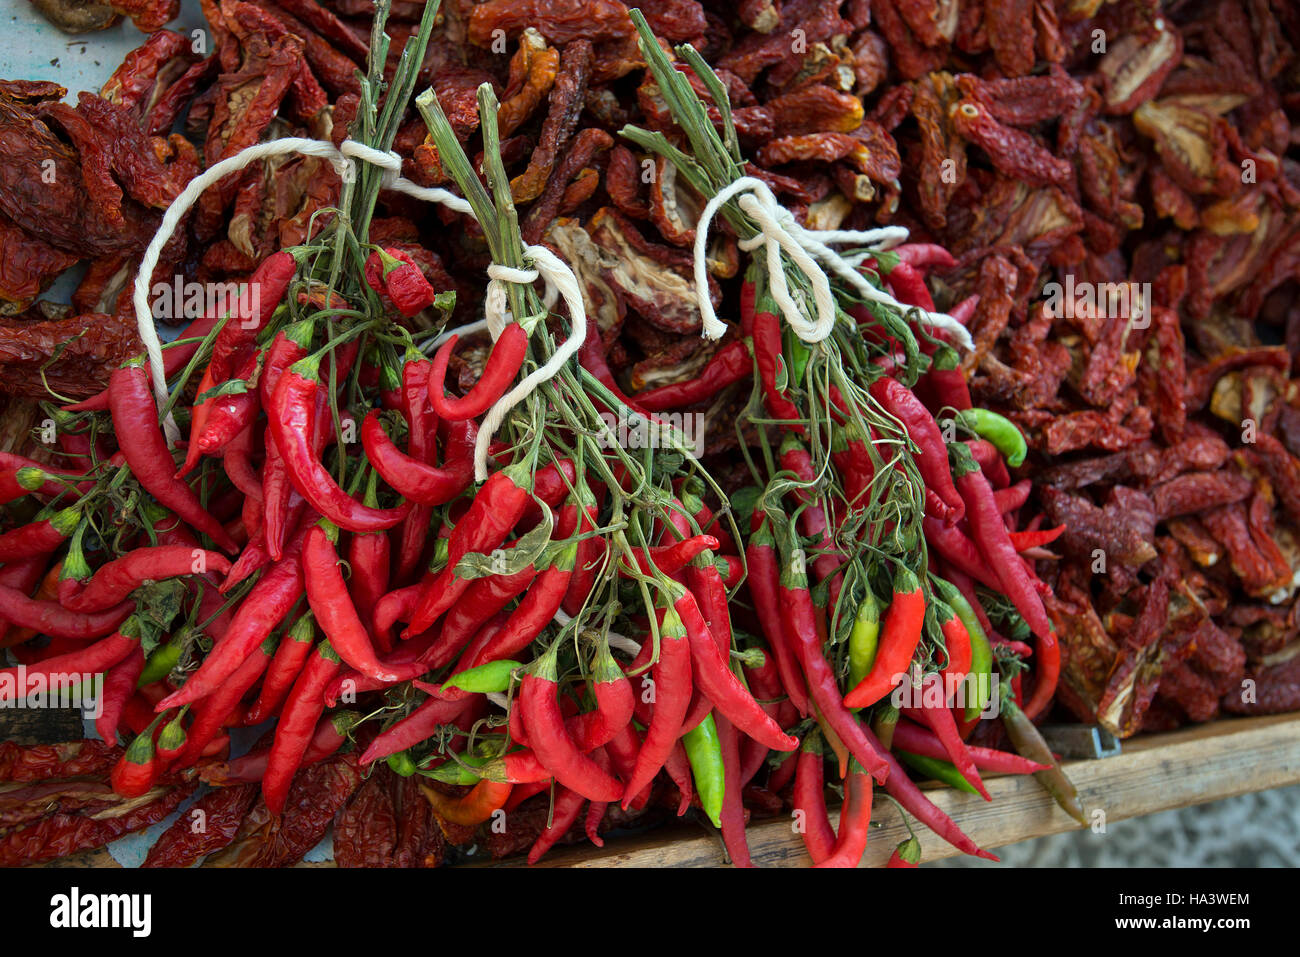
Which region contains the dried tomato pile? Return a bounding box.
[0,0,1297,869]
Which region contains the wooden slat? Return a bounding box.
[495,713,1300,868]
[30,714,1300,868]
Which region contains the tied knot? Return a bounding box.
[691,175,974,351]
[338,140,404,189]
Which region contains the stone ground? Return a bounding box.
[929,783,1300,867]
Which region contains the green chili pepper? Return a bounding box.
[933,578,994,721]
[441,659,522,694]
[681,713,725,828]
[896,749,979,795]
[138,633,186,688]
[782,326,811,389]
[954,409,1027,467]
[847,588,881,697]
[387,751,418,777]
[1001,696,1087,826]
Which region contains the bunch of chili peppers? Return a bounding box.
[0,3,1085,869]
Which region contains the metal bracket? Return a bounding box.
[1037,724,1122,760]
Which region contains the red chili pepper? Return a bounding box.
[891,720,1049,774]
[936,599,973,698]
[269,357,410,533]
[1021,626,1061,722]
[917,345,972,414]
[663,740,695,816]
[108,359,239,552]
[886,260,936,311]
[676,588,798,752]
[211,250,297,372]
[633,339,752,412]
[745,517,810,717]
[171,635,275,767]
[0,508,79,562]
[404,461,534,636]
[993,480,1033,514]
[893,243,956,272]
[517,641,622,803]
[369,577,429,650]
[242,614,317,727]
[752,309,803,431]
[517,458,578,529]
[887,838,922,867]
[793,731,836,864]
[451,541,576,669]
[843,566,926,709]
[110,717,162,798]
[93,644,145,744]
[966,438,1011,489]
[776,524,890,783]
[561,484,604,617]
[905,672,990,799]
[876,738,999,859]
[366,247,438,317]
[195,347,262,456]
[713,714,753,868]
[427,324,529,420]
[0,585,133,641]
[814,764,874,868]
[348,482,391,634]
[951,449,1053,640]
[779,434,842,583]
[204,712,351,787]
[302,522,400,682]
[620,535,720,578]
[359,696,468,765]
[619,601,693,807]
[526,784,586,864]
[361,410,475,505]
[263,639,343,816]
[869,375,963,523]
[63,546,233,613]
[831,421,875,508]
[585,749,612,848]
[1008,525,1066,551]
[157,523,310,711]
[923,516,1004,592]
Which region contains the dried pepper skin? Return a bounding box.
[510,40,593,204]
[983,0,1036,77]
[204,752,362,867]
[948,99,1072,186]
[0,740,123,782]
[0,90,159,258]
[334,769,399,867]
[142,783,259,868]
[468,0,635,48]
[497,29,559,138]
[0,782,195,868]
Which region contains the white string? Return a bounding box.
[690,175,974,351]
[131,135,582,469]
[472,243,586,482]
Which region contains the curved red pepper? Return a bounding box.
[360,410,475,505]
[427,324,529,421]
[268,357,410,533]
